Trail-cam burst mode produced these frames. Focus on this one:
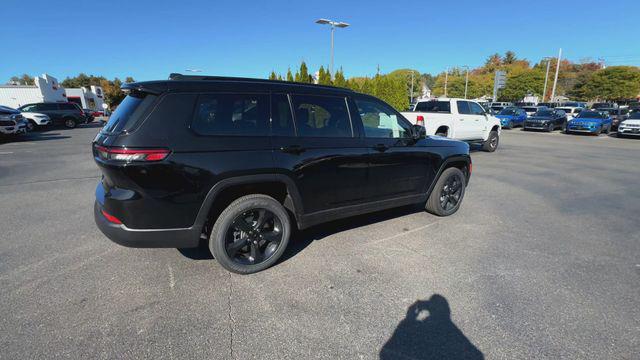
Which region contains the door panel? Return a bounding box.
[353,95,434,200]
[270,94,368,214]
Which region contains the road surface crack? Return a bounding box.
[227,272,235,359]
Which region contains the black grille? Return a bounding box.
[0,120,16,126]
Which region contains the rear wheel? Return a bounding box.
[482,131,499,152]
[209,194,291,274]
[426,167,466,216]
[63,117,77,129]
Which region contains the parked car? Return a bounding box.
[495,107,527,129]
[17,102,85,128]
[520,106,542,117]
[20,111,51,131]
[566,110,612,135]
[523,108,567,132]
[555,106,583,120]
[560,101,587,108]
[536,102,559,108]
[0,106,27,136]
[93,74,472,274]
[598,107,630,130]
[615,111,640,137]
[401,98,501,151]
[591,102,617,110]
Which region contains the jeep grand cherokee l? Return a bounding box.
[93,74,472,274]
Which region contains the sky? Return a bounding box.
[1,0,638,83]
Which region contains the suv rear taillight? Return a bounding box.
[95,145,170,162]
[416,115,425,126]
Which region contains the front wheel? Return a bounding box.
[27,120,36,132]
[64,118,77,129]
[209,194,291,274]
[482,131,499,152]
[547,123,554,132]
[426,167,466,216]
[508,121,514,129]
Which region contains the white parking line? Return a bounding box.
[0,151,14,155]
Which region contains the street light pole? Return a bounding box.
[444,67,449,97]
[463,66,469,99]
[541,58,551,102]
[550,48,562,103]
[315,19,349,79]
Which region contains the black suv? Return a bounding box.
[18,102,85,128]
[93,74,471,273]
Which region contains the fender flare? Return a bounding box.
[427,154,472,196]
[192,174,304,229]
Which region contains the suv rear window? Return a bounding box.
[191,93,269,136]
[414,101,450,113]
[102,93,157,134]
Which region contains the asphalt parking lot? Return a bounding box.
[1,124,638,359]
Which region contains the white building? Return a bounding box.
[65,85,105,110]
[0,74,66,108]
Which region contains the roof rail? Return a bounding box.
[167,73,353,92]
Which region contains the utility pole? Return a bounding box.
[541,58,551,102]
[410,71,415,104]
[444,67,449,97]
[550,48,562,103]
[463,66,469,99]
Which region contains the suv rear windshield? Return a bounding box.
[101,93,157,134]
[414,101,450,113]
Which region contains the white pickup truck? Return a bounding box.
[401,98,502,152]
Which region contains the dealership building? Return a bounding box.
[0,73,104,111]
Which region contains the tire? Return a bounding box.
[508,121,514,129]
[209,194,291,274]
[604,124,610,134]
[547,123,554,132]
[595,126,602,135]
[426,167,466,217]
[27,120,36,132]
[482,130,499,152]
[436,131,447,137]
[64,117,77,129]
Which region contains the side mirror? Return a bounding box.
[411,124,426,140]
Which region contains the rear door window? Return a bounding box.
[102,93,157,134]
[290,94,352,138]
[414,101,451,113]
[192,93,269,136]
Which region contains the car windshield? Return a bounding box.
[499,108,517,115]
[522,107,537,112]
[556,108,572,113]
[628,112,640,119]
[535,110,553,117]
[414,101,451,113]
[576,111,603,119]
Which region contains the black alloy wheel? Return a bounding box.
[209,194,291,274]
[439,174,463,212]
[425,167,466,216]
[225,209,283,266]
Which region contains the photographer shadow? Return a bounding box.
[380,294,484,360]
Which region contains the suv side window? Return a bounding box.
[355,96,411,138]
[60,103,77,110]
[469,102,485,115]
[290,94,352,138]
[457,101,471,115]
[192,93,269,136]
[270,94,295,137]
[40,103,59,111]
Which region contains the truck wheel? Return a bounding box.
[209,194,291,274]
[64,118,77,129]
[482,131,499,152]
[426,167,466,217]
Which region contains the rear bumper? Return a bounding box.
[94,201,201,248]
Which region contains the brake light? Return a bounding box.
[95,145,170,162]
[101,209,122,224]
[416,115,425,126]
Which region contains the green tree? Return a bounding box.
[8,74,35,85]
[503,51,517,64]
[333,68,348,88]
[286,68,294,82]
[268,71,277,80]
[296,61,311,83]
[581,66,640,101]
[499,69,545,101]
[317,65,332,85]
